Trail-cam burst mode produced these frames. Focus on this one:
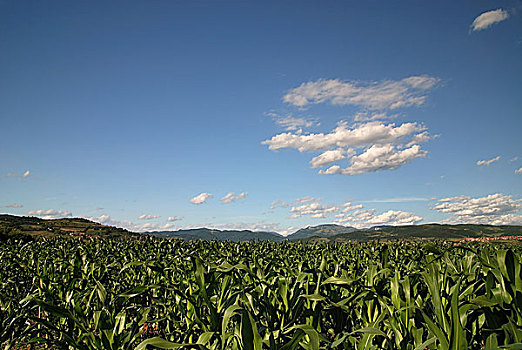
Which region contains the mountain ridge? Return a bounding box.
[1,214,521,242]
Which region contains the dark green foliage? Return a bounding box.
[1,238,522,349]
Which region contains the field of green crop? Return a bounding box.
[1,238,521,350]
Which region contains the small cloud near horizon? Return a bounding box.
[6,203,23,208]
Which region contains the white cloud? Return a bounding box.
[138,214,160,220]
[516,167,522,174]
[344,144,427,175]
[319,144,426,175]
[310,149,351,168]
[267,112,317,131]
[334,208,423,228]
[221,192,248,204]
[366,210,423,226]
[263,121,426,153]
[471,9,509,32]
[406,131,434,147]
[273,196,424,229]
[433,193,522,225]
[477,156,500,166]
[6,203,23,208]
[167,216,183,222]
[283,75,440,110]
[289,201,338,219]
[28,209,72,219]
[509,157,519,162]
[319,165,342,175]
[190,193,213,205]
[6,170,31,178]
[341,202,364,212]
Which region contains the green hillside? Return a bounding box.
[327,223,522,242]
[0,214,136,239]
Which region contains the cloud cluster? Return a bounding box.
[263,120,432,175]
[434,193,522,225]
[167,216,183,222]
[274,196,423,228]
[190,193,213,205]
[289,201,339,219]
[477,156,500,166]
[283,75,439,110]
[221,192,248,204]
[334,208,422,227]
[471,9,509,32]
[28,209,72,219]
[138,214,160,220]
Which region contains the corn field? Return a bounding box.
[1,238,521,349]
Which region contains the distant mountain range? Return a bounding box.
[1,214,521,242]
[147,223,522,242]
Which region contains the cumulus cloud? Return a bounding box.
[190,193,213,205]
[28,209,72,219]
[289,201,339,219]
[263,121,426,152]
[167,216,183,222]
[221,192,248,204]
[477,156,500,166]
[287,199,360,219]
[6,203,23,208]
[283,75,440,110]
[433,193,522,225]
[138,214,160,220]
[471,9,509,32]
[272,196,424,228]
[340,144,426,175]
[341,202,364,212]
[267,112,317,131]
[263,120,432,175]
[366,210,423,226]
[6,170,31,178]
[516,167,522,174]
[334,208,423,228]
[310,149,352,168]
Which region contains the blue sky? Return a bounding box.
[1,0,521,234]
